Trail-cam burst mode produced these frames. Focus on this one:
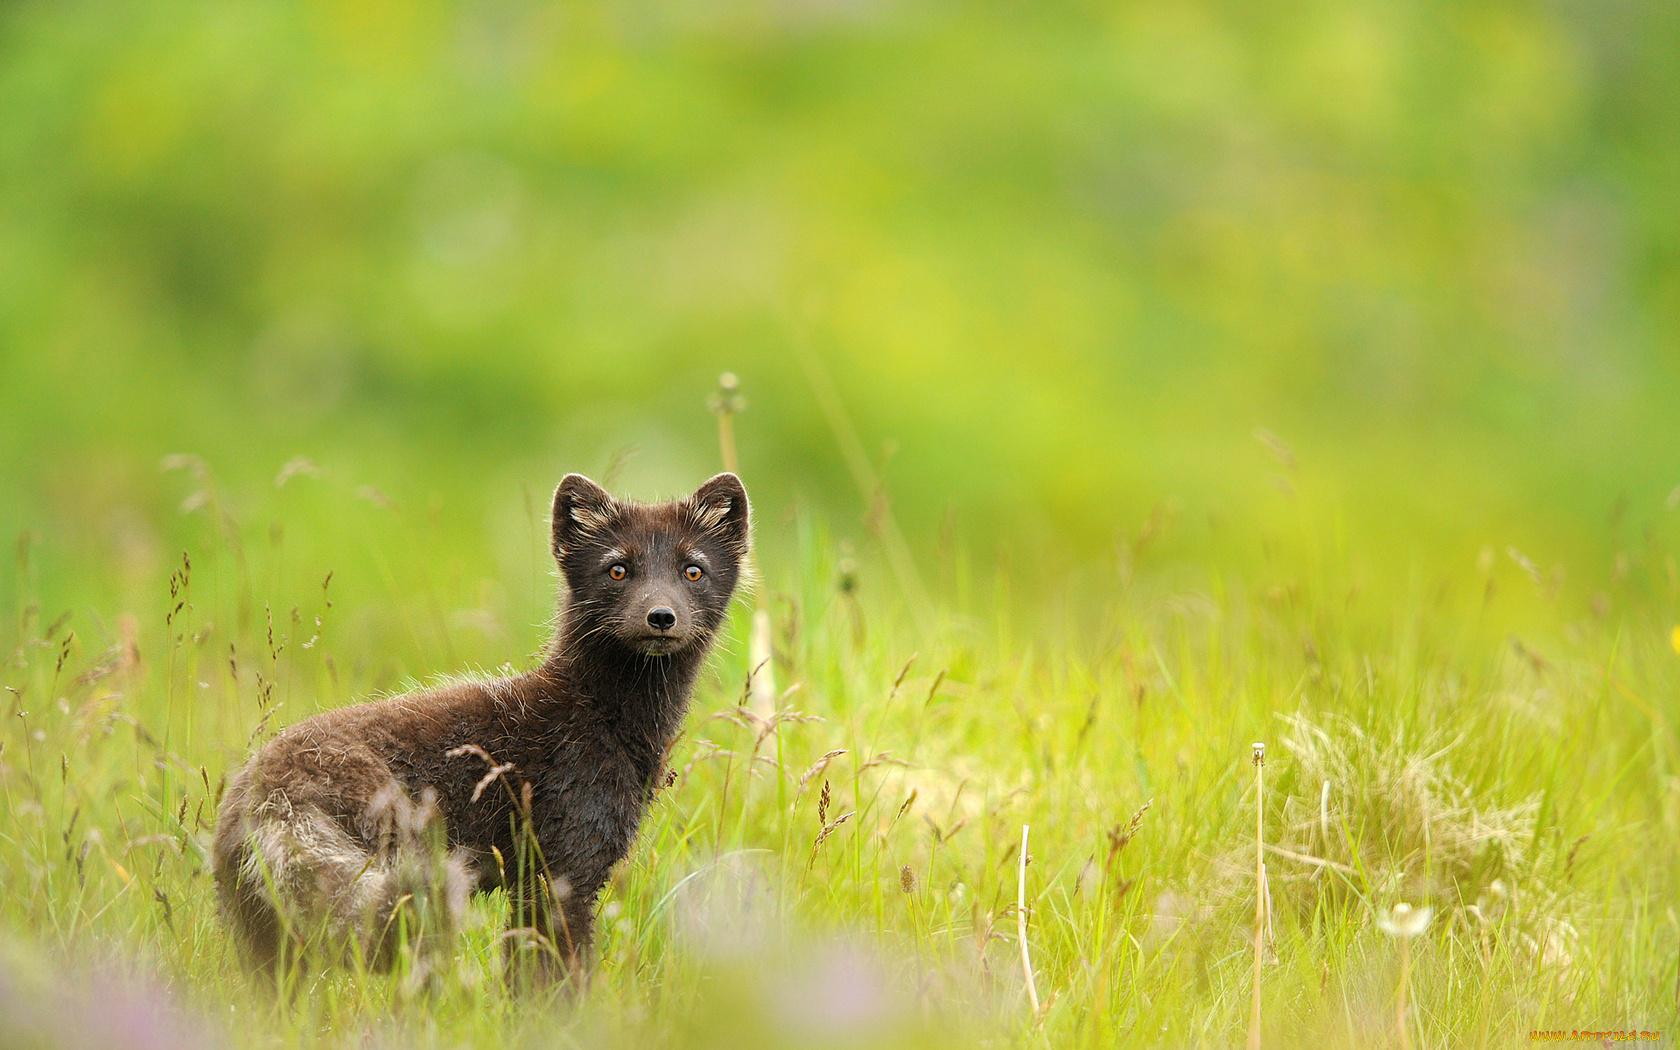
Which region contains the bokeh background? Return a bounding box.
[3,0,1677,628]
[3,7,1678,1043]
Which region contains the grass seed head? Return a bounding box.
[1378,903,1433,938]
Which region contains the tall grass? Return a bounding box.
[1,478,1676,1048]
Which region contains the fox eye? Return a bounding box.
[684,565,703,581]
[608,564,627,581]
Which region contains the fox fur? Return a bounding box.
[212,472,749,980]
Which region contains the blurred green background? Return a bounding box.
[2,0,1677,626]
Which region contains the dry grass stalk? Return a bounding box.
[1272,712,1539,908]
[709,371,743,475]
[1106,797,1153,863]
[888,654,916,701]
[855,750,910,773]
[747,614,775,717]
[796,750,846,796]
[1248,742,1265,1050]
[1378,903,1433,1050]
[1103,797,1153,901]
[710,372,776,718]
[445,744,516,804]
[1017,823,1039,1015]
[806,808,854,872]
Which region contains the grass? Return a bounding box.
[1,484,1677,1049]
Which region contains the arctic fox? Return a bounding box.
[212,472,749,981]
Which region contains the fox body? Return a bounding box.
[212,472,749,977]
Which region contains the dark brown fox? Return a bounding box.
[212,472,749,980]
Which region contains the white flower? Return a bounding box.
[1377,902,1433,938]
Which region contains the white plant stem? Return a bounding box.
[1018,823,1040,1015]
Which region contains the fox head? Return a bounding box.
[550,472,749,656]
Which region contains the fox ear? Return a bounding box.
[683,472,750,554]
[552,474,617,559]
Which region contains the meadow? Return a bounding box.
[4,0,1680,1045]
[1,431,1676,1048]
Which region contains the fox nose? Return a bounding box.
[647,607,676,631]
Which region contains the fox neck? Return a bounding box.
[545,606,709,770]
